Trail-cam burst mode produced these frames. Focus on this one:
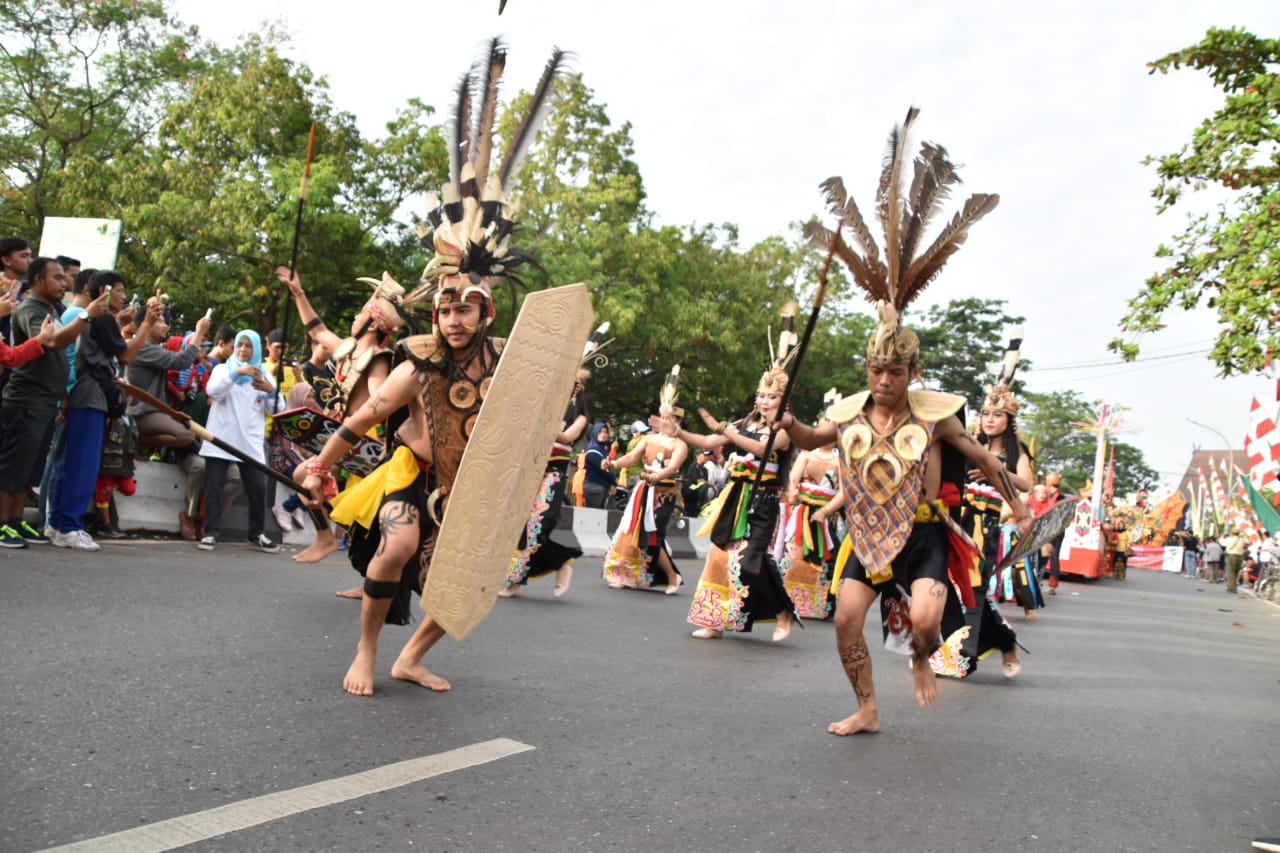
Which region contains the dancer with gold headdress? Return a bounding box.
[501,323,611,598]
[667,310,800,641]
[275,268,409,567]
[779,109,1032,731]
[779,389,845,620]
[600,364,687,593]
[937,331,1036,680]
[297,39,568,696]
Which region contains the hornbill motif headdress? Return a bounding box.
[659,364,682,418]
[805,107,1000,366]
[982,327,1024,415]
[407,38,570,326]
[758,302,799,395]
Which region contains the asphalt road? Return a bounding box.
[3,539,1278,852]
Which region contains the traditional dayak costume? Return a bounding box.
[778,387,844,619]
[779,434,842,620]
[602,365,687,592]
[506,323,611,590]
[687,318,800,635]
[945,377,1037,678]
[327,39,567,624]
[805,107,998,672]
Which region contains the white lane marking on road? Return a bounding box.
[39,737,535,853]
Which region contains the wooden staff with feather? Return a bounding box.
[274,122,317,402]
[748,235,841,504]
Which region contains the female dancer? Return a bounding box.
[501,372,590,598]
[670,356,798,642]
[779,428,844,620]
[601,365,686,593]
[973,386,1041,620]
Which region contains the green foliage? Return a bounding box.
[914,297,1027,407]
[0,0,205,234]
[1111,27,1280,376]
[1021,389,1158,494]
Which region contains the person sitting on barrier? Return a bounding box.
[126,303,211,539]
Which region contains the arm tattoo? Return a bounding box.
[996,468,1018,501]
[838,639,873,701]
[336,424,359,444]
[929,579,947,599]
[368,391,387,416]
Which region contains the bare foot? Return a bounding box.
[1002,651,1022,679]
[828,708,881,736]
[691,627,723,639]
[664,574,683,596]
[772,611,792,643]
[1024,609,1038,621]
[497,584,523,598]
[912,658,940,706]
[390,660,452,692]
[553,564,572,598]
[295,529,340,564]
[335,586,363,600]
[343,651,376,696]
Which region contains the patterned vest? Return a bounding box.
[837,409,936,580]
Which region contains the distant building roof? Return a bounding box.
[1176,449,1251,498]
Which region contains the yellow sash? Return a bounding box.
[329,445,422,529]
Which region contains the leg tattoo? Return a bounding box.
[839,638,873,701]
[375,501,419,559]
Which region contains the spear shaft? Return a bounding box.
[275,123,317,401]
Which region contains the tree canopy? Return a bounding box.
[0,0,1159,485]
[1111,27,1280,376]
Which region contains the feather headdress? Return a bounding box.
[353,271,409,337]
[659,364,683,418]
[982,326,1024,415]
[804,108,1000,364]
[580,321,614,368]
[759,302,799,394]
[408,38,570,323]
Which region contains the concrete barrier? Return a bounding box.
[100,464,710,558]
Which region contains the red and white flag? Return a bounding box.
[1245,395,1280,492]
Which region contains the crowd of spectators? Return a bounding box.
[0,234,319,554]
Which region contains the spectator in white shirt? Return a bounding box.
[196,330,281,553]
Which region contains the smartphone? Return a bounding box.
[8,279,21,300]
[128,294,139,308]
[203,308,213,320]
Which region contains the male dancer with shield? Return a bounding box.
[298,39,570,696]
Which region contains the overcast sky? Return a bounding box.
[173,0,1278,487]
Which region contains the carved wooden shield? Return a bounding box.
[993,497,1080,573]
[423,283,594,639]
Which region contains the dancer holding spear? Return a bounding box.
[775,109,1032,732]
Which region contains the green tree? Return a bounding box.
[1021,389,1158,495]
[507,76,815,430]
[0,0,204,238]
[914,297,1027,408]
[1111,27,1280,375]
[70,31,447,333]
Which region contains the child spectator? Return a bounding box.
[197,330,281,553]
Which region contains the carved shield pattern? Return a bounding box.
[423,283,594,639]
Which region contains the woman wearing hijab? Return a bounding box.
[197,330,281,553]
[581,420,617,510]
